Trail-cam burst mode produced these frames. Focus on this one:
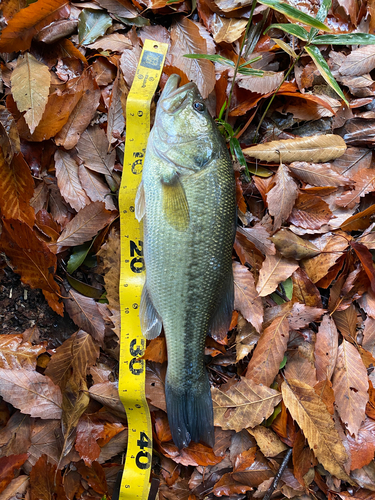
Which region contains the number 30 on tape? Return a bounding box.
[118,40,168,499]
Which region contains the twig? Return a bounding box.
[263,448,293,500]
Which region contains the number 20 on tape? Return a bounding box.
[118,40,168,499]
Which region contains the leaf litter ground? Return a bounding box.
[2,0,375,498]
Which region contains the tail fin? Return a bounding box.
[165,372,214,449]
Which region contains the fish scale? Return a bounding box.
[136,74,236,449]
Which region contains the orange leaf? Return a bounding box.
[235,172,247,213]
[351,241,375,293]
[30,455,64,500]
[213,473,253,496]
[0,152,35,227]
[75,415,105,466]
[0,454,28,494]
[233,261,263,333]
[0,0,69,52]
[76,461,107,496]
[0,219,62,315]
[160,441,223,466]
[142,337,167,364]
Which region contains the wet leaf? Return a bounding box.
[244,134,346,163]
[0,335,45,371]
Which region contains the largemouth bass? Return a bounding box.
[135,74,236,449]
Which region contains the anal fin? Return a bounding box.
[140,284,162,339]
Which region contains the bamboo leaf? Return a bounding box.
[257,0,330,31]
[313,33,375,45]
[264,23,309,41]
[305,45,348,106]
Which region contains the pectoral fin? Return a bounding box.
[209,270,234,342]
[161,175,189,231]
[140,284,162,339]
[135,180,145,222]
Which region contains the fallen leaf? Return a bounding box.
[56,201,116,248]
[145,362,166,412]
[288,193,332,230]
[233,262,263,332]
[0,369,62,419]
[236,225,276,256]
[11,53,50,134]
[340,45,375,77]
[170,17,215,99]
[87,33,133,51]
[246,315,289,386]
[78,9,112,46]
[333,303,358,343]
[248,426,287,458]
[107,71,126,145]
[160,441,223,467]
[235,315,260,362]
[243,135,347,164]
[142,337,167,364]
[289,161,352,187]
[237,71,284,95]
[55,149,90,212]
[266,164,298,232]
[347,417,375,471]
[0,334,45,370]
[89,382,126,416]
[256,253,299,297]
[332,340,368,437]
[0,0,69,52]
[315,315,339,382]
[76,461,107,495]
[0,454,28,495]
[76,125,116,176]
[213,473,253,496]
[78,165,116,211]
[291,268,323,308]
[271,228,320,260]
[351,242,375,293]
[45,330,99,387]
[287,303,324,330]
[281,378,352,483]
[212,377,282,432]
[30,455,64,500]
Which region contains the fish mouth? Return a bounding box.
[160,75,196,113]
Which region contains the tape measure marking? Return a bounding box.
[118,39,168,500]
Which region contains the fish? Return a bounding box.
[135,74,236,449]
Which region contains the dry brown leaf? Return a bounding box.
[363,316,375,356]
[145,362,166,412]
[284,349,317,387]
[281,379,352,483]
[301,231,349,284]
[237,72,284,95]
[289,161,352,187]
[78,165,116,211]
[55,149,90,212]
[56,201,117,248]
[315,314,339,382]
[63,287,106,344]
[11,53,50,135]
[336,163,375,208]
[210,15,247,44]
[212,377,282,432]
[347,417,375,471]
[0,369,62,420]
[288,193,332,230]
[45,330,99,387]
[332,340,368,437]
[0,334,45,370]
[243,135,346,164]
[107,71,125,145]
[170,17,215,99]
[89,382,126,416]
[233,262,263,333]
[76,126,116,176]
[267,164,298,232]
[246,315,289,386]
[340,46,375,76]
[236,225,276,256]
[248,426,287,458]
[287,303,324,330]
[235,315,260,362]
[271,228,320,260]
[96,0,139,18]
[87,33,132,52]
[333,304,358,343]
[256,253,299,297]
[97,228,120,313]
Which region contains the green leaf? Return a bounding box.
[247,163,273,177]
[309,0,331,39]
[264,23,309,41]
[305,45,348,106]
[279,355,288,369]
[218,101,227,121]
[313,33,375,45]
[66,274,103,299]
[183,53,235,67]
[116,16,150,27]
[67,241,93,274]
[239,56,263,67]
[257,0,330,31]
[78,9,112,46]
[238,67,265,76]
[230,137,247,168]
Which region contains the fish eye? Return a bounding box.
[193,101,205,112]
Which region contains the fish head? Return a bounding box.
[152,74,223,174]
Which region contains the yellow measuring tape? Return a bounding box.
[118,39,168,499]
